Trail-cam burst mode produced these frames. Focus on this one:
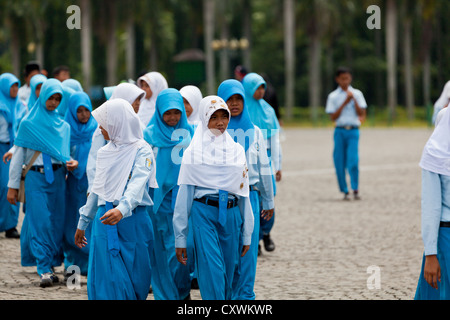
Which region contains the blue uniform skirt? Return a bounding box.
[149,191,191,300]
[0,143,19,232]
[87,205,154,300]
[62,173,91,275]
[415,227,450,300]
[259,149,276,240]
[191,199,242,300]
[232,190,260,300]
[20,166,66,275]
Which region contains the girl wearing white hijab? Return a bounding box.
[432,81,450,125]
[415,104,450,300]
[180,85,202,127]
[74,98,157,300]
[173,96,254,300]
[86,83,146,193]
[137,72,168,127]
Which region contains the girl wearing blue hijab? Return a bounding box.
[242,73,282,255]
[0,73,27,238]
[7,78,78,288]
[218,79,274,299]
[143,88,194,300]
[62,92,97,277]
[27,74,47,110]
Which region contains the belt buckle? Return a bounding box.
[344,125,352,130]
[39,167,45,174]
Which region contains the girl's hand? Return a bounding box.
[100,208,123,225]
[3,152,12,164]
[241,245,250,257]
[66,160,79,171]
[276,170,282,182]
[424,255,441,289]
[261,209,274,221]
[7,188,18,205]
[74,229,87,248]
[176,248,187,265]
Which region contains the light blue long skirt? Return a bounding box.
[87,205,154,300]
[20,167,66,275]
[191,200,242,300]
[0,143,19,232]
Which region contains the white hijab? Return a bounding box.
[137,72,168,126]
[111,83,145,106]
[434,81,450,110]
[180,85,202,125]
[178,95,249,197]
[420,104,450,176]
[91,98,156,202]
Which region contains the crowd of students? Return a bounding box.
[0,62,282,300]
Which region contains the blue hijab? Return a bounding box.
[62,78,83,92]
[242,73,280,139]
[218,79,254,152]
[14,78,71,162]
[65,92,97,179]
[0,73,27,145]
[143,88,194,213]
[28,74,47,110]
[57,84,76,118]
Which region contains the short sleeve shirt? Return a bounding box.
[325,86,367,127]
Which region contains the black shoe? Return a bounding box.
[183,294,192,300]
[39,273,58,288]
[258,244,262,256]
[5,228,20,239]
[263,234,275,252]
[191,278,199,290]
[343,193,350,201]
[353,191,361,200]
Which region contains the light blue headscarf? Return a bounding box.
[242,73,280,139]
[57,84,75,118]
[218,79,254,152]
[28,74,47,110]
[143,88,194,214]
[0,73,27,145]
[62,78,83,92]
[65,92,97,179]
[14,78,71,162]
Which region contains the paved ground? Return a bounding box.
[0,127,433,300]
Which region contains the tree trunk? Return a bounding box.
[284,0,295,121]
[80,0,92,93]
[242,0,252,70]
[219,0,229,81]
[126,7,136,81]
[386,0,398,123]
[403,17,414,120]
[204,0,216,95]
[308,33,321,124]
[106,0,118,86]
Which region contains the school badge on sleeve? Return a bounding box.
[145,158,152,170]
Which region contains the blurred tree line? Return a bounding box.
[0,0,449,122]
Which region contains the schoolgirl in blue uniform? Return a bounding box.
[62,91,97,277]
[242,73,281,254]
[173,96,254,300]
[75,98,157,300]
[143,88,194,300]
[415,107,450,300]
[0,73,27,238]
[218,79,274,300]
[7,78,78,287]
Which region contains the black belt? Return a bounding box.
[0,141,9,145]
[194,196,238,209]
[440,221,450,228]
[30,164,64,174]
[336,125,359,130]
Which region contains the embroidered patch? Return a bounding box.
[240,183,244,189]
[145,158,152,170]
